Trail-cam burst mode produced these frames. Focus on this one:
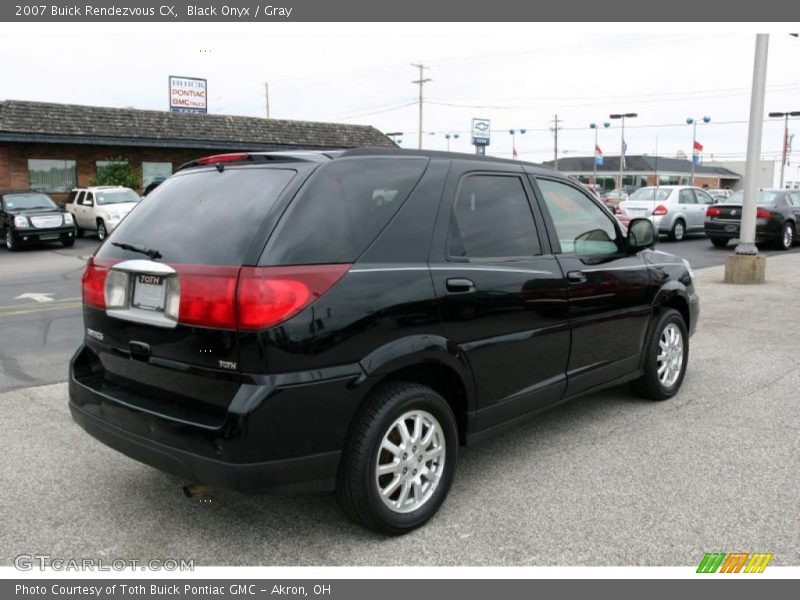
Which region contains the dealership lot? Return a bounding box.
[1,243,798,565]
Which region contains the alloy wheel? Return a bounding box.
[673,221,685,241]
[375,410,446,514]
[782,224,793,249]
[657,323,684,388]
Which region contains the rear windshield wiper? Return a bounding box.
[111,241,162,261]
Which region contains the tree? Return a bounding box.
[92,159,142,191]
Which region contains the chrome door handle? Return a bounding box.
[567,271,587,283]
[446,278,476,293]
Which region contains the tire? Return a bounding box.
[631,308,689,401]
[96,220,107,241]
[710,237,728,248]
[75,226,84,239]
[61,233,75,248]
[336,382,458,535]
[775,222,794,251]
[668,219,686,241]
[5,228,17,252]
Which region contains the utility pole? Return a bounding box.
[264,82,270,118]
[411,63,432,149]
[550,114,563,170]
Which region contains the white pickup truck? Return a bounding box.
[65,186,141,240]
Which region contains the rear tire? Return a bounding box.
[775,222,794,251]
[668,219,686,241]
[631,308,689,401]
[710,237,728,248]
[75,226,84,239]
[336,382,458,535]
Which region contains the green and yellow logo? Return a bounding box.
[697,552,773,573]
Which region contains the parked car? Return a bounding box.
[69,149,699,535]
[708,189,733,202]
[705,189,800,250]
[603,188,629,208]
[1,189,76,251]
[65,186,141,241]
[582,183,605,199]
[143,176,166,197]
[618,185,716,241]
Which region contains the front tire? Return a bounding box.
[631,308,689,401]
[669,219,686,241]
[61,233,75,248]
[710,237,728,248]
[5,228,17,252]
[96,220,107,241]
[775,222,794,251]
[336,382,458,535]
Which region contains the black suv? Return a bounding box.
[1,189,76,250]
[69,149,699,534]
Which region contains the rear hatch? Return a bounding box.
[79,163,299,417]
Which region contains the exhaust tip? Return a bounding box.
[183,483,213,498]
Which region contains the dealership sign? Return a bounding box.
[169,76,207,114]
[471,118,491,146]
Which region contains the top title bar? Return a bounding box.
[3,0,800,22]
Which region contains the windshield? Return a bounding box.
[96,189,140,205]
[725,191,781,205]
[3,193,58,211]
[629,187,672,201]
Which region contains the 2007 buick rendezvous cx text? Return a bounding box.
[69,149,699,534]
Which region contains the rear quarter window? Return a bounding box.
[261,157,428,265]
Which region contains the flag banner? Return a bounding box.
[621,140,627,170]
[595,144,603,166]
[692,153,700,165]
[512,146,518,160]
[693,140,704,153]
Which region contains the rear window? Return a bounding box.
[261,157,427,265]
[97,167,295,265]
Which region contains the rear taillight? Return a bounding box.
[83,260,350,330]
[756,208,772,219]
[614,204,621,214]
[652,204,668,216]
[176,265,240,330]
[81,257,120,309]
[706,206,720,217]
[237,264,351,330]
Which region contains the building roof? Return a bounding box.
[543,155,741,178]
[0,100,396,151]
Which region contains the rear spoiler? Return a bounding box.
[177,151,342,172]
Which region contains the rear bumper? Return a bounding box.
[68,344,364,493]
[704,220,778,241]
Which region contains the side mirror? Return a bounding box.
[628,218,656,251]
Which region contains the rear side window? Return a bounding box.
[448,174,541,259]
[97,167,295,265]
[262,158,427,265]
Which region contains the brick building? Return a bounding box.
[543,155,742,191]
[0,100,395,202]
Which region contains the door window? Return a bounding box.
[695,190,716,205]
[537,179,620,256]
[448,174,541,259]
[82,192,94,206]
[679,189,697,204]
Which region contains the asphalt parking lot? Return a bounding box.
[1,238,799,566]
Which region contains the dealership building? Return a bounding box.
[0,100,395,202]
[544,155,742,190]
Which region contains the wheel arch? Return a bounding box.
[358,335,476,444]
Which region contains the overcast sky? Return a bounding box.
[1,24,799,165]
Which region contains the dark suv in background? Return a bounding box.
[69,149,698,534]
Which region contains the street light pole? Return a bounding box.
[686,115,711,185]
[768,111,800,188]
[590,121,610,185]
[610,113,637,189]
[736,34,770,257]
[444,133,460,152]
